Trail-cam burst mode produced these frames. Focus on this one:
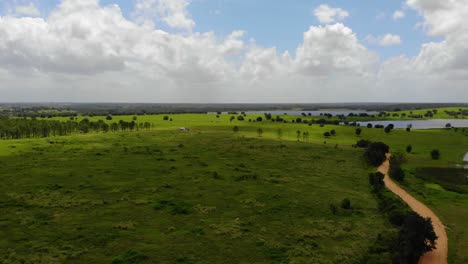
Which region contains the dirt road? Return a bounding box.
[378,158,448,264]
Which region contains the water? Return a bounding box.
[355,119,468,129]
[243,110,379,116]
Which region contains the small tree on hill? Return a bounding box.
[394,212,437,263]
[324,131,331,138]
[364,142,390,167]
[257,128,263,137]
[406,145,412,153]
[431,149,440,160]
[356,128,362,136]
[277,128,283,139]
[341,198,352,210]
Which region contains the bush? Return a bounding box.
[406,145,412,153]
[364,142,390,167]
[394,212,438,263]
[356,128,362,136]
[112,250,148,264]
[323,132,331,138]
[431,149,440,160]
[329,204,338,215]
[341,198,352,210]
[369,172,385,192]
[356,139,372,148]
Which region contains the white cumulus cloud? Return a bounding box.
[133,0,195,30]
[366,34,402,46]
[393,10,405,20]
[0,0,467,102]
[313,5,349,24]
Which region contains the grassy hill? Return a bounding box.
[0,112,467,263]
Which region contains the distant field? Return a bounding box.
[1,112,467,263]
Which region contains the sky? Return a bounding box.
[0,0,467,103]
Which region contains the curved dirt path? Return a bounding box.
[378,158,448,264]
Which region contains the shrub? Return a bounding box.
[356,139,371,148]
[394,212,438,263]
[341,198,352,210]
[406,145,412,153]
[356,128,362,136]
[364,142,390,167]
[369,172,385,192]
[431,149,440,160]
[112,250,148,264]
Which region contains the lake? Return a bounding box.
[355,119,468,129]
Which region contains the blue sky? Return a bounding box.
[1,0,465,103]
[2,0,439,59]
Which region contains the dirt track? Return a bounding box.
[378,158,448,264]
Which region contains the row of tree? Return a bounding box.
[0,117,152,140]
[362,142,437,263]
[365,171,438,263]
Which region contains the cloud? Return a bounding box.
[0,0,467,103]
[313,5,349,24]
[15,3,40,17]
[393,10,405,20]
[366,34,402,46]
[133,0,195,31]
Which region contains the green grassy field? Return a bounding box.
[1,113,467,263]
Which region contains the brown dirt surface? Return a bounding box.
[378,156,448,264]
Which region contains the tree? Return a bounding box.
[406,145,412,153]
[384,126,392,133]
[431,149,440,160]
[323,131,331,138]
[356,139,371,148]
[257,128,263,137]
[233,126,239,133]
[330,129,336,136]
[296,130,301,140]
[356,128,362,136]
[445,123,452,128]
[277,128,283,139]
[256,117,263,122]
[106,115,113,121]
[341,198,351,210]
[369,172,385,192]
[391,166,405,182]
[163,116,169,121]
[364,142,390,167]
[367,123,373,128]
[394,212,437,264]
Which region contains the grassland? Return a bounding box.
[0,112,467,263]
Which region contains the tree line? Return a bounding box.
[359,142,437,264]
[0,117,152,140]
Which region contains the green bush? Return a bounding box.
[112,250,148,264]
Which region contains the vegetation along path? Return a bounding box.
[378,157,448,264]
